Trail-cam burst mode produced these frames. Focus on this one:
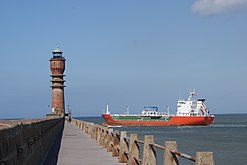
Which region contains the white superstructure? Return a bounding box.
[176,90,210,116]
[141,106,165,116]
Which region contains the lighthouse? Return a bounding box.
[49,47,66,117]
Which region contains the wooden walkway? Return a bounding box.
[57,122,123,165]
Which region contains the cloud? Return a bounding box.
[192,0,247,16]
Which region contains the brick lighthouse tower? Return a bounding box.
[49,47,66,117]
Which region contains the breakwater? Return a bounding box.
[73,118,215,165]
[0,118,64,165]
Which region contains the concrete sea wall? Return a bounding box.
[0,118,64,165]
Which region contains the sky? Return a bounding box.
[0,0,247,119]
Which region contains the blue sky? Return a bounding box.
[1,0,247,118]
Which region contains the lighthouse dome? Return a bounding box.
[53,47,62,53]
[52,47,63,58]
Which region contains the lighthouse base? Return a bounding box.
[46,112,63,118]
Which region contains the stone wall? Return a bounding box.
[0,118,64,165]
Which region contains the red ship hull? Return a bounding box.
[102,114,215,126]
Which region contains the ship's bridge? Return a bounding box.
[141,106,165,116]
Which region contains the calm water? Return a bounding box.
[76,114,247,165]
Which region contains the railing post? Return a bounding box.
[143,135,156,165]
[163,141,177,165]
[77,121,79,129]
[196,152,215,165]
[80,122,83,130]
[103,128,109,148]
[82,122,85,132]
[107,128,114,152]
[94,125,99,141]
[128,134,140,165]
[100,127,105,146]
[94,125,98,141]
[91,124,96,140]
[84,122,87,133]
[119,131,128,163]
[112,130,120,157]
[82,122,84,131]
[86,123,89,134]
[94,125,97,140]
[89,123,92,136]
[87,123,90,135]
[97,126,101,144]
[90,124,94,137]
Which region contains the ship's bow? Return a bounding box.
[102,114,113,124]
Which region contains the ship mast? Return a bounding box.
[106,104,110,114]
[126,106,129,115]
[166,105,170,115]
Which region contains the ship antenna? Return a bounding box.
[189,89,196,100]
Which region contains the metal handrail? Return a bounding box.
[171,150,196,162]
[150,143,165,150]
[135,139,144,144]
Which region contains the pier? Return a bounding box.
[56,122,122,165]
[0,118,215,165]
[72,119,215,165]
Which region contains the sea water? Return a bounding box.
[76,114,247,165]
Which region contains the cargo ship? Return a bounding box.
[102,90,215,126]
